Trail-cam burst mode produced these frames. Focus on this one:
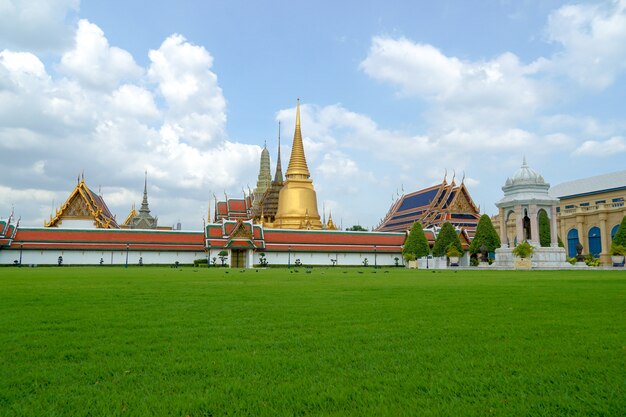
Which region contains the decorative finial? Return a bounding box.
[285,98,310,179]
[522,155,527,167]
[443,169,447,183]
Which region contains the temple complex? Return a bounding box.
[375,174,480,245]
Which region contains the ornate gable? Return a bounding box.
[448,184,479,214]
[45,178,119,229]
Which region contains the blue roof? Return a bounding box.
[397,188,439,212]
[451,213,478,220]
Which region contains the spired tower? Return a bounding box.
[274,99,322,229]
[251,142,272,214]
[129,171,158,229]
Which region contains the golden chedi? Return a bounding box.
[274,99,322,230]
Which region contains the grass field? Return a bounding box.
[0,267,624,416]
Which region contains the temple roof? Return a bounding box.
[214,192,253,222]
[505,157,546,187]
[376,176,480,236]
[45,177,119,229]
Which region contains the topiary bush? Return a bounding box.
[403,222,430,260]
[432,222,463,257]
[469,214,501,254]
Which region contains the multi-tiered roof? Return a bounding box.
[376,175,480,240]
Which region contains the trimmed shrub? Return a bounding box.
[469,214,501,254]
[432,222,463,257]
[403,222,430,260]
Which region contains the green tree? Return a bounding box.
[469,214,501,254]
[346,225,367,231]
[612,215,626,247]
[402,222,430,260]
[432,222,463,257]
[538,210,551,247]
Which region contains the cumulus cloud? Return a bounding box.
[0,0,78,52]
[60,20,143,90]
[0,20,257,228]
[361,36,548,131]
[148,34,227,145]
[546,0,626,89]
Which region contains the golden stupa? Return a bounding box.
[274,99,323,230]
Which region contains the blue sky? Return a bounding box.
[1,0,625,230]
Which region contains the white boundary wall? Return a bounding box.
[1,248,403,267]
[0,249,206,266]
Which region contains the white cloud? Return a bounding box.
[361,36,550,132]
[108,84,160,119]
[60,19,143,90]
[546,0,626,89]
[0,19,258,228]
[573,136,626,157]
[148,34,227,145]
[360,37,462,97]
[0,0,78,52]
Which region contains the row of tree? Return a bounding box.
[402,215,501,260]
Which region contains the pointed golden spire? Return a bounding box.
[285,98,311,179]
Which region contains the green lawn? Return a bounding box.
[0,267,624,416]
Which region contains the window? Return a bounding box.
[556,207,560,213]
[613,197,625,202]
[595,200,606,204]
[580,202,589,207]
[565,205,575,209]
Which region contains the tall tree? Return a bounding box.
[432,222,463,257]
[403,222,430,259]
[538,210,551,247]
[612,215,626,247]
[469,214,501,254]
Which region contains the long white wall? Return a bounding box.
[1,248,404,267]
[0,249,205,266]
[251,251,402,267]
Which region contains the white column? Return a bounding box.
[529,204,539,245]
[550,205,559,247]
[499,207,507,247]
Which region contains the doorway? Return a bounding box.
[231,249,245,268]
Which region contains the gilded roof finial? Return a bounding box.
[274,121,283,183]
[285,98,310,179]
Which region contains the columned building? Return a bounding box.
[550,170,626,264]
[494,158,568,268]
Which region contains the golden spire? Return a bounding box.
[285,99,310,179]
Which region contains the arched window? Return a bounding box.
[611,224,620,241]
[567,228,579,258]
[588,227,601,258]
